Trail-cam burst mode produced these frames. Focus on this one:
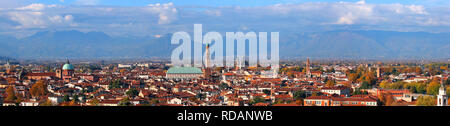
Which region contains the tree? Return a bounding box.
[219,83,230,90]
[89,98,100,106]
[358,71,376,85]
[325,79,335,87]
[68,100,78,106]
[293,90,307,100]
[416,96,436,106]
[447,87,450,97]
[404,82,427,94]
[30,80,48,98]
[109,79,122,89]
[63,95,70,102]
[250,96,265,105]
[72,94,80,102]
[359,81,371,89]
[426,80,440,95]
[5,86,17,101]
[262,90,271,95]
[119,97,132,106]
[379,80,389,89]
[195,93,206,100]
[352,88,368,95]
[39,100,54,106]
[378,92,394,106]
[126,88,139,98]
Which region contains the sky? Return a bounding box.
[20,0,450,7]
[0,0,449,38]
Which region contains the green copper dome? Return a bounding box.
[167,67,202,74]
[63,64,74,70]
[62,59,74,70]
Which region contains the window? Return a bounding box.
[316,101,322,105]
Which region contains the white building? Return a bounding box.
[437,81,448,106]
[320,86,351,96]
[118,64,132,68]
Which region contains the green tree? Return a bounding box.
[126,88,139,98]
[352,88,368,95]
[416,96,436,106]
[359,81,372,89]
[426,80,441,95]
[262,90,271,95]
[119,97,132,106]
[72,94,80,102]
[250,96,265,105]
[63,95,70,102]
[293,90,307,100]
[219,83,230,89]
[109,79,122,89]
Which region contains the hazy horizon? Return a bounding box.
[0,0,449,59]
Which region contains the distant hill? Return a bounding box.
[0,30,448,59]
[279,30,450,59]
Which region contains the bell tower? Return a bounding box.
[437,79,448,106]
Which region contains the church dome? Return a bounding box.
[63,64,74,70]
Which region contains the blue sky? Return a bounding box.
[31,0,450,7]
[0,0,449,38]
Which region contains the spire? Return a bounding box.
[66,57,70,64]
[306,57,311,78]
[204,44,210,68]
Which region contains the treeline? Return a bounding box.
[379,78,450,96]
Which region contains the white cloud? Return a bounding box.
[146,2,178,24]
[16,3,46,11]
[9,11,46,28]
[74,0,100,6]
[0,1,449,37]
[336,13,355,25]
[408,5,427,14]
[7,3,75,29]
[261,1,434,25]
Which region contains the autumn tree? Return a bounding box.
[348,73,359,83]
[379,80,389,89]
[325,79,335,87]
[416,96,436,106]
[39,100,54,106]
[358,71,376,85]
[378,92,395,106]
[5,86,17,101]
[89,98,100,106]
[426,80,440,95]
[30,80,48,98]
[447,87,450,96]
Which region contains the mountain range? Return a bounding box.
[0,30,448,59]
